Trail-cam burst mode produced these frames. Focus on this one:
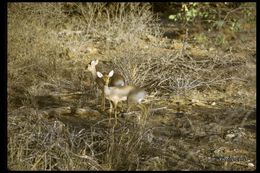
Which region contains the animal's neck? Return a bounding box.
[103,84,110,95]
[90,68,97,80]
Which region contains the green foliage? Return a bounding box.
[167,2,255,32]
[194,33,208,44]
[215,34,227,46]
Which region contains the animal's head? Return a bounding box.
[97,70,114,86]
[87,59,99,72]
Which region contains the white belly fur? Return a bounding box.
[107,95,127,101]
[104,86,132,102]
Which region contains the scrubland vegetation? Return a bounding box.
[8,2,255,170]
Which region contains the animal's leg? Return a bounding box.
[101,89,105,111]
[114,102,118,125]
[109,100,113,124]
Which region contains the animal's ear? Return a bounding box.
[108,70,114,77]
[96,71,103,78]
[92,59,98,65]
[91,60,98,66]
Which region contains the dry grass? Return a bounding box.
[8,2,256,171]
[8,107,155,170]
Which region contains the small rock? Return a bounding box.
[53,107,72,115]
[214,147,226,154]
[209,47,216,52]
[248,163,254,167]
[191,99,199,103]
[75,108,88,115]
[225,133,236,139]
[211,102,216,106]
[75,107,101,117]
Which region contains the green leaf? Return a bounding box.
[168,15,176,20]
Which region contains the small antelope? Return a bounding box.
[87,60,125,111]
[97,70,146,124]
